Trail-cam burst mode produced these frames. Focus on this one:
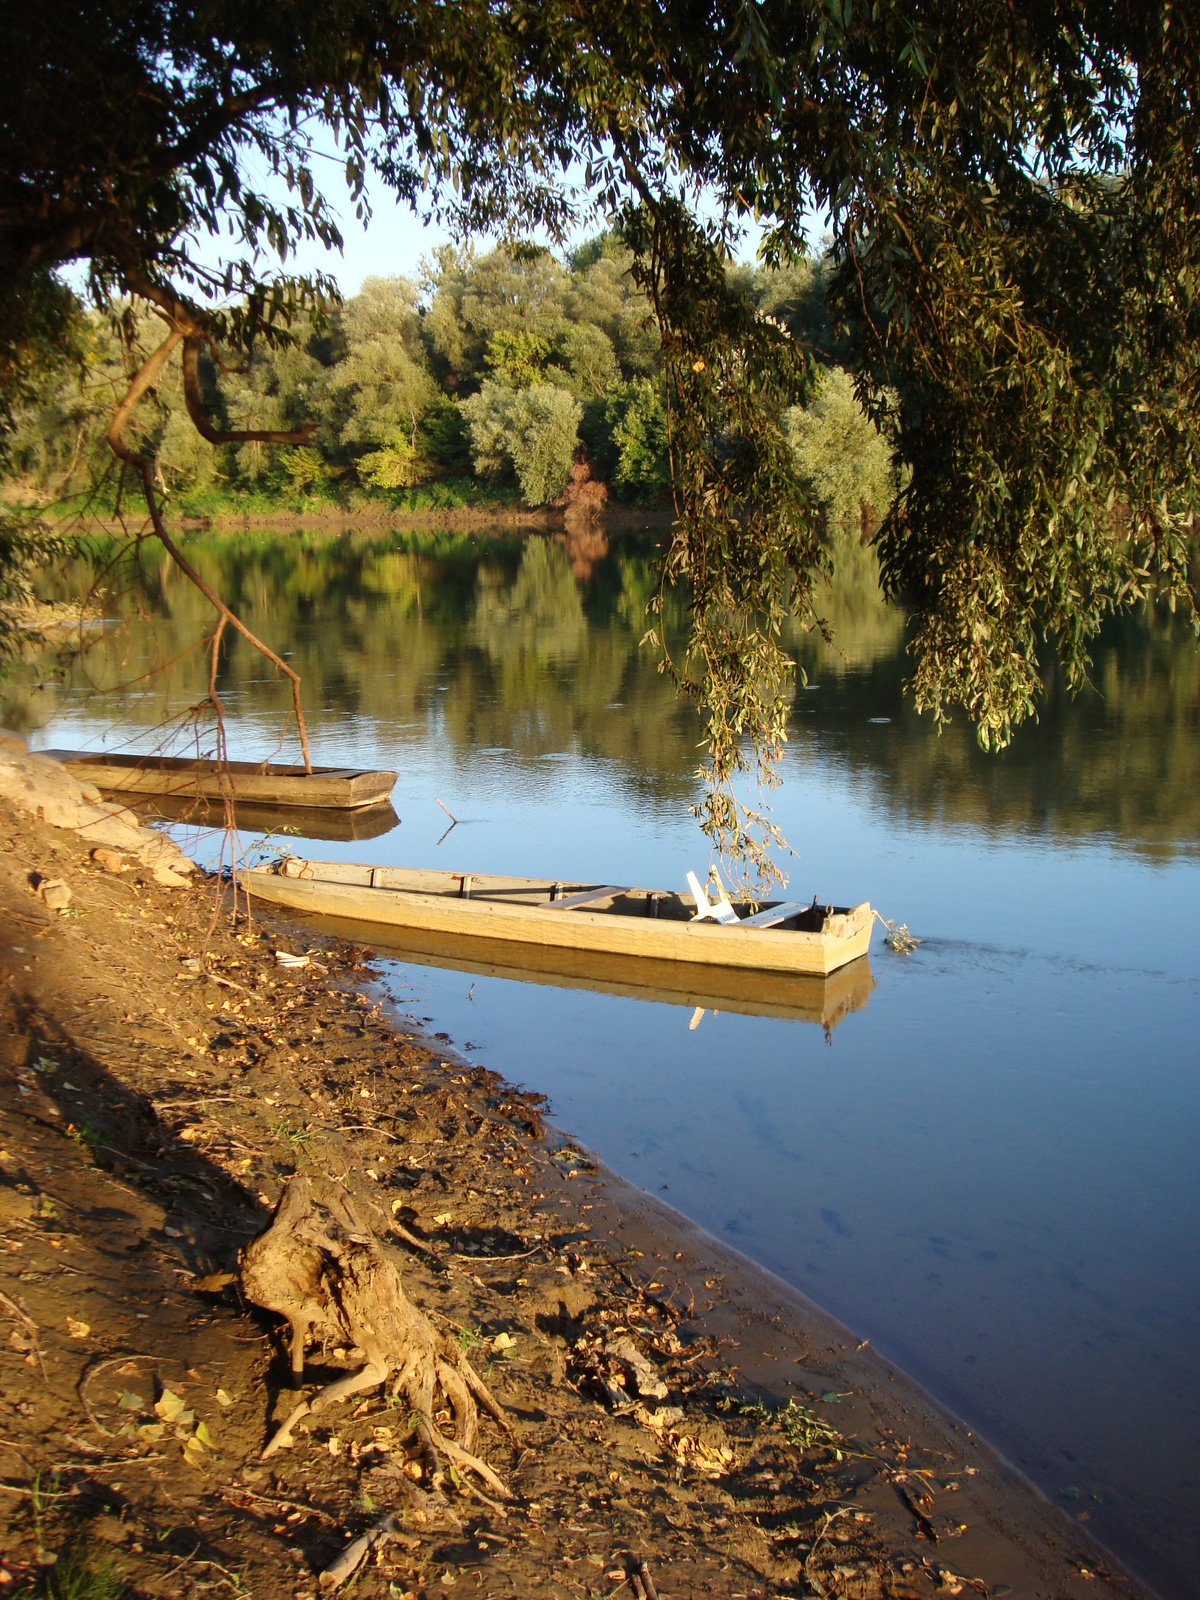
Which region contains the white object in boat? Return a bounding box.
[687,870,739,925]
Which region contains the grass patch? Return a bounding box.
[43,1554,129,1600]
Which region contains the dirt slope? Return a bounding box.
[0,799,1150,1600]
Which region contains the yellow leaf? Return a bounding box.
[154,1388,186,1422]
[216,1389,235,1408]
[194,1420,215,1448]
[65,1318,90,1339]
[433,1212,453,1226]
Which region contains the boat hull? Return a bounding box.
[272,908,876,1027]
[42,750,397,810]
[242,864,874,977]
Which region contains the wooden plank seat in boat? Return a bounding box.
[545,886,626,911]
[738,900,806,929]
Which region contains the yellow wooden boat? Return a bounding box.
[241,859,874,977]
[43,750,397,810]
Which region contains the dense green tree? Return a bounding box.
[604,380,672,505]
[460,381,582,505]
[784,368,897,532]
[330,276,437,483]
[2,0,1198,873]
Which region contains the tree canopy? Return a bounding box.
[3,0,1198,876]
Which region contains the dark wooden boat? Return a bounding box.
[42,750,397,811]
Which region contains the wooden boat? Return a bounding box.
[123,792,402,842]
[241,859,875,977]
[279,909,876,1028]
[42,750,397,811]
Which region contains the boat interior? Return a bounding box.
[45,750,367,778]
[268,858,850,933]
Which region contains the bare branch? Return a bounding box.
[104,326,314,773]
[181,334,317,446]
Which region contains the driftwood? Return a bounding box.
[240,1176,509,1493]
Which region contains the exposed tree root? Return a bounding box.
[240,1175,511,1493]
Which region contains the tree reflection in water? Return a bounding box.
[6,523,1198,859]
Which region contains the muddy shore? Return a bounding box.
[0,797,1152,1600]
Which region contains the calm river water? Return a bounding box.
[9,524,1199,1598]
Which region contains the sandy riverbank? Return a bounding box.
[0,789,1152,1600]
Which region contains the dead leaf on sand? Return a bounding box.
[154,1388,187,1423]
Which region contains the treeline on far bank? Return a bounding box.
[4,235,896,526]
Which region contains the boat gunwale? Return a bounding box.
[41,748,394,782]
[257,859,865,931]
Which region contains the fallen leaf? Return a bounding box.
[137,1423,166,1442]
[154,1388,186,1423]
[117,1392,145,1411]
[182,1435,208,1468]
[194,1420,215,1447]
[65,1318,90,1339]
[191,1270,237,1293]
[216,1389,235,1408]
[491,1332,516,1351]
[433,1212,453,1226]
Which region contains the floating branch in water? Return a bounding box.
[875,913,923,954]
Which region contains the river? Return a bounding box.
[7,522,1199,1598]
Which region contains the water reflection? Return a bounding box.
[129,793,403,843]
[6,525,1200,1599]
[8,524,1198,859]
[272,909,875,1029]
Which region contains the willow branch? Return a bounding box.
[104,326,314,773]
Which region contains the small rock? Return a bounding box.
[90,846,126,873]
[152,864,191,888]
[607,1337,670,1400]
[31,874,71,912]
[0,1189,34,1222]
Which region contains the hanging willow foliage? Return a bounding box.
[3,0,1199,882]
[622,200,828,884]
